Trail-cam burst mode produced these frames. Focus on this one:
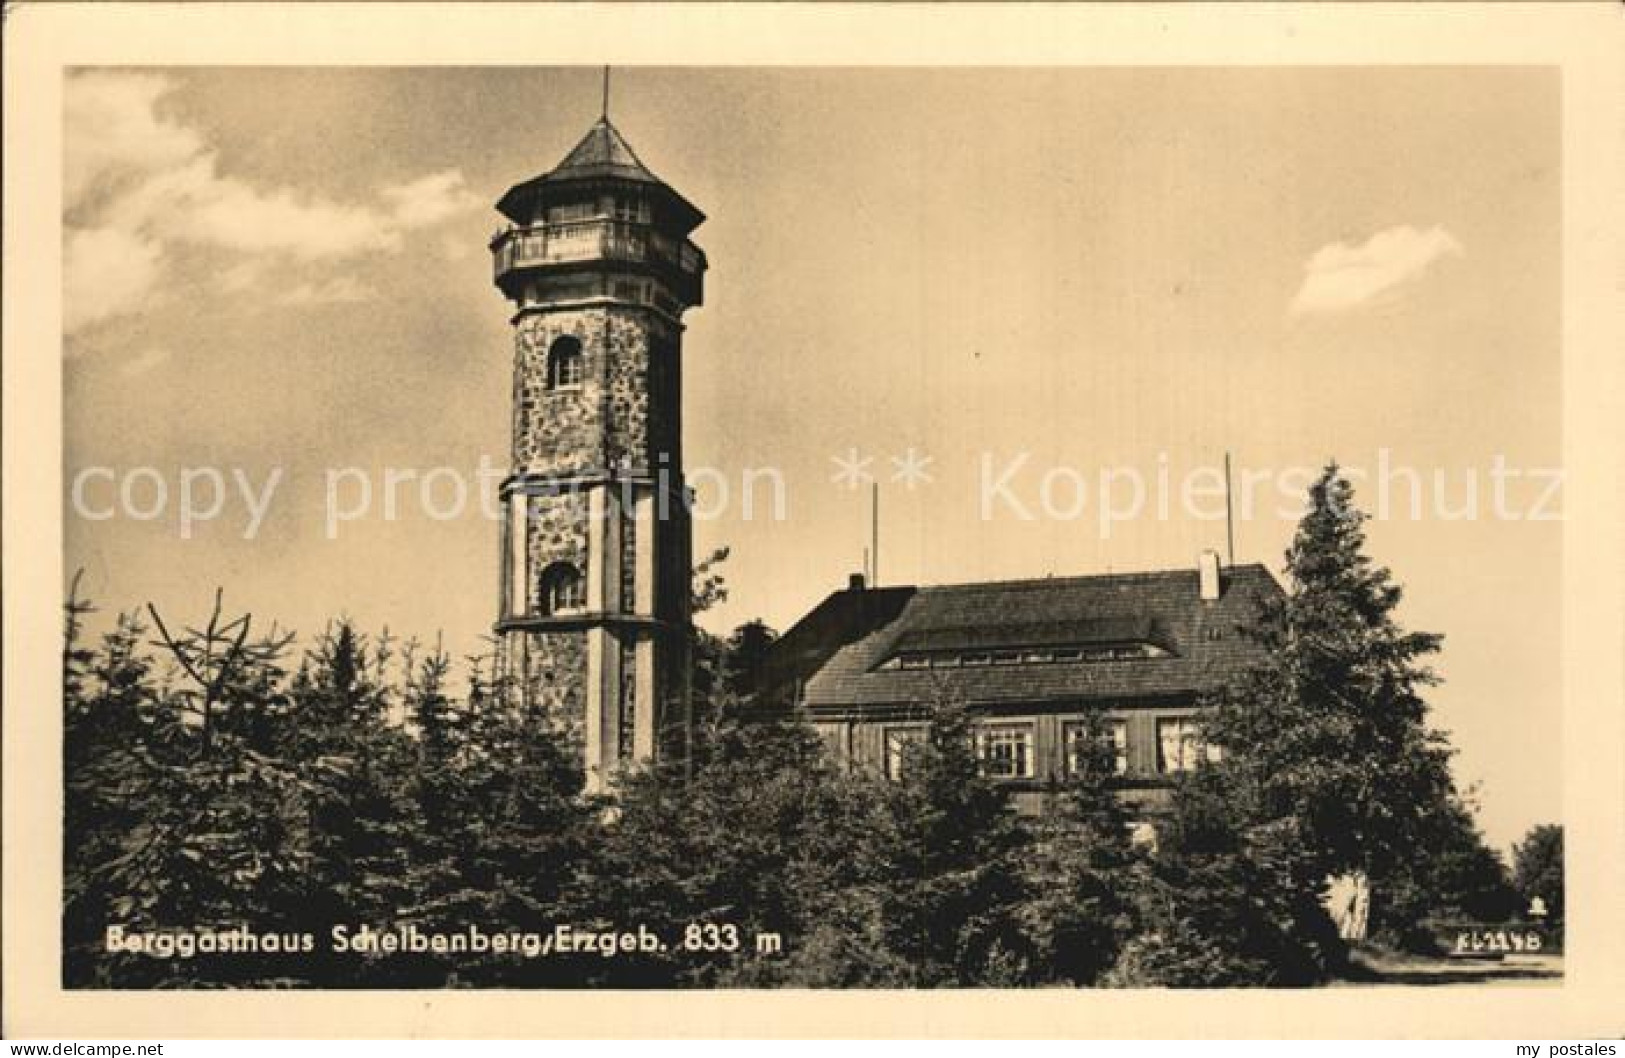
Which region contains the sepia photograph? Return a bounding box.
[54,60,1568,990]
[5,0,1623,1043]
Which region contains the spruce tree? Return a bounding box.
[64,609,158,986]
[1202,464,1460,943]
[879,684,1032,985]
[1018,704,1139,985]
[285,622,418,984]
[1107,764,1343,986]
[66,594,320,986]
[1410,793,1518,925]
[1512,824,1563,926]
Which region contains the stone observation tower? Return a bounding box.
[490,110,707,790]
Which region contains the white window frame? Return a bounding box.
[975,723,1035,780]
[547,338,586,391]
[1065,717,1129,777]
[1156,716,1206,774]
[539,563,587,616]
[883,726,924,781]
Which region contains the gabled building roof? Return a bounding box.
[757,583,917,704]
[773,563,1283,712]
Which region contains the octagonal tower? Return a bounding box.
[490,115,707,790]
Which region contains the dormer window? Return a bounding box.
[539,562,586,616]
[875,635,1174,673]
[547,336,585,390]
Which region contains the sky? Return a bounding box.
[62,67,1561,853]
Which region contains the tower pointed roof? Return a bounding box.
[495,116,704,230]
[548,117,660,184]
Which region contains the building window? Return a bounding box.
[880,642,1169,670]
[538,562,586,616]
[1157,717,1214,774]
[976,724,1035,779]
[613,196,648,223]
[884,727,924,781]
[1066,718,1128,777]
[544,201,596,226]
[547,336,585,390]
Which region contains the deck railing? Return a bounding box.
[492,219,703,281]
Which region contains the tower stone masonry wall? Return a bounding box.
[524,488,590,609]
[513,629,588,749]
[513,306,677,475]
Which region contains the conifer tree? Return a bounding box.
[879,684,1032,985]
[566,712,894,987]
[285,622,418,983]
[1512,823,1563,927]
[1018,705,1139,985]
[66,593,319,986]
[1201,464,1461,943]
[409,663,592,987]
[1408,793,1518,926]
[1106,764,1343,986]
[64,608,158,985]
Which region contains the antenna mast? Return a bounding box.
[871,483,880,588]
[1224,451,1236,567]
[601,65,611,119]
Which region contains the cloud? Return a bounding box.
[119,347,172,378]
[64,226,165,334]
[215,262,374,309]
[64,72,203,208]
[382,171,483,228]
[119,157,393,259]
[216,260,269,294]
[275,275,374,307]
[63,71,483,336]
[1290,225,1463,315]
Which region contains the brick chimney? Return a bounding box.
[848,572,867,592]
[1198,549,1222,601]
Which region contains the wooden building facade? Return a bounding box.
[762,553,1283,819]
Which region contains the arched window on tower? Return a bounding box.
[538,562,587,616]
[547,336,585,390]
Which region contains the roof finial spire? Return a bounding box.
[601,65,611,121]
